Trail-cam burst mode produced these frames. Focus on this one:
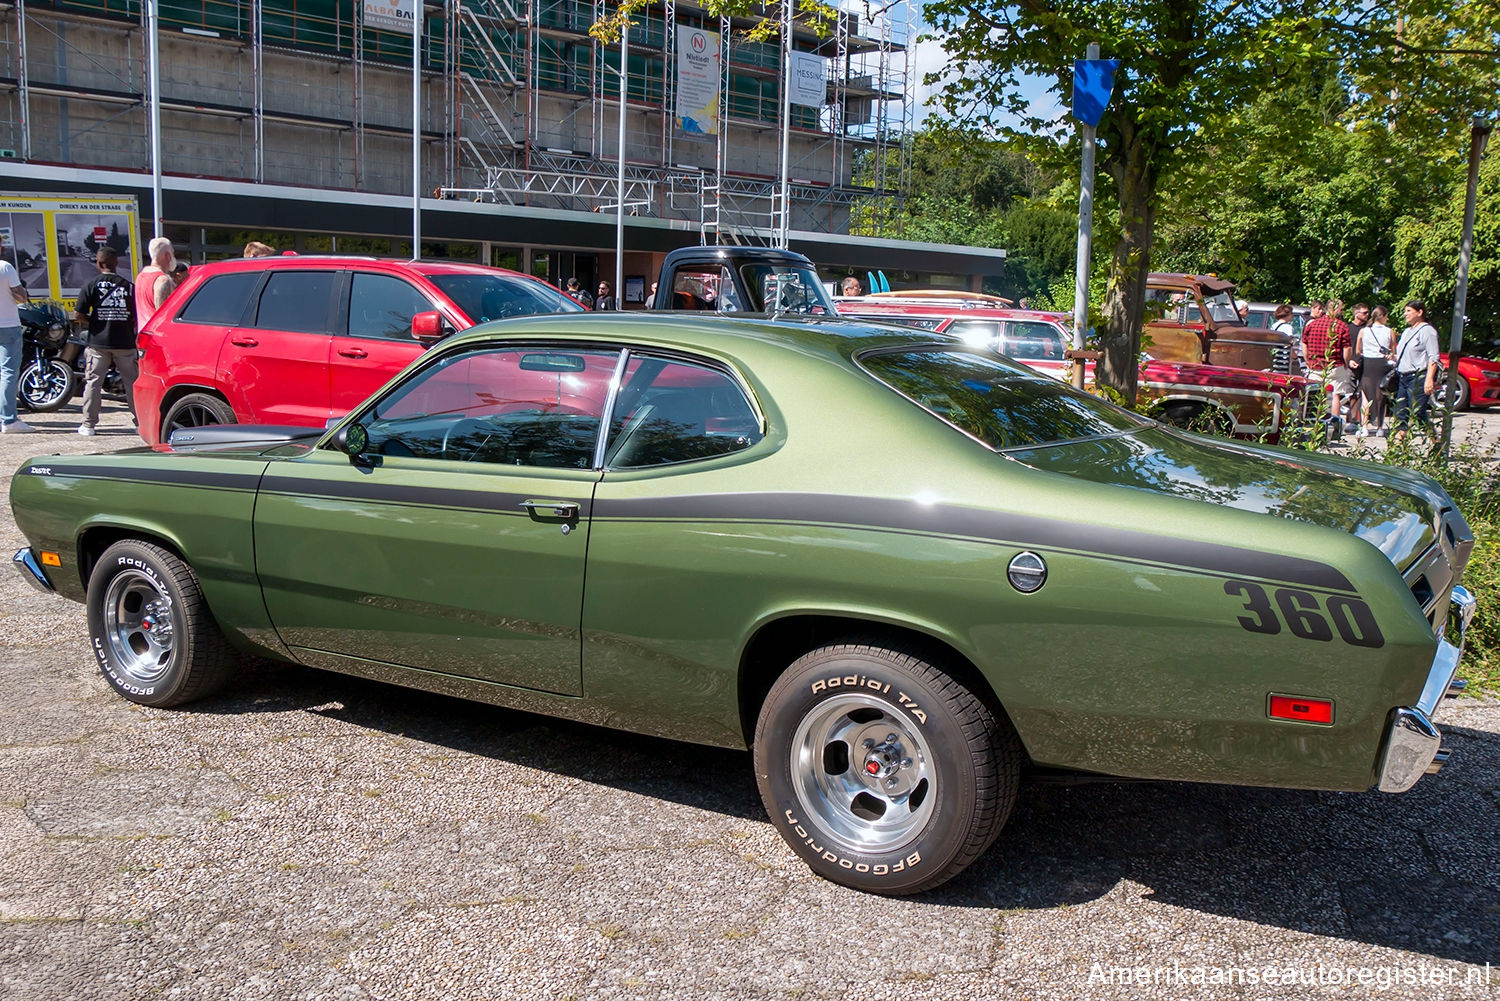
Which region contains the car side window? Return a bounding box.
[945,320,1001,351]
[176,272,260,325]
[347,273,434,341]
[252,271,336,333]
[1002,321,1065,360]
[359,346,621,469]
[603,356,762,469]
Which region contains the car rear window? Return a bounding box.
[427,274,583,323]
[176,272,260,325]
[859,348,1144,450]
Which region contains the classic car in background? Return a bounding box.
[834,296,1316,438]
[1145,273,1300,375]
[12,313,1475,895]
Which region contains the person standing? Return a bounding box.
[0,231,37,433]
[841,276,864,297]
[243,241,276,258]
[1356,305,1395,436]
[595,281,617,311]
[73,247,138,436]
[644,281,658,309]
[1391,300,1440,434]
[1301,297,1352,430]
[564,277,594,308]
[134,236,176,326]
[1271,304,1296,337]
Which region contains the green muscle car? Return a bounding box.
[9,313,1478,895]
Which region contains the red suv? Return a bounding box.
[135,256,583,446]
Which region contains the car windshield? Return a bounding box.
[426,273,584,325]
[860,347,1145,450]
[737,264,835,315]
[1202,290,1242,324]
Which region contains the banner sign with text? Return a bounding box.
[0,193,141,307]
[676,26,721,136]
[363,0,416,35]
[789,51,828,108]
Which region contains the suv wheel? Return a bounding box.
[162,393,237,441]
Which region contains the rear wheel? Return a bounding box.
[754,642,1020,895]
[18,357,76,412]
[85,540,237,707]
[1431,369,1470,412]
[161,392,237,442]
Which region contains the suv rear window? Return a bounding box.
[176,272,259,325]
[860,348,1143,450]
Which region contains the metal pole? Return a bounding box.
[1441,116,1492,457]
[776,0,792,247]
[412,7,422,259]
[1070,42,1099,390]
[252,0,263,183]
[16,0,30,160]
[615,20,628,307]
[148,0,163,235]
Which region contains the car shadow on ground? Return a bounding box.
[190,660,1499,966]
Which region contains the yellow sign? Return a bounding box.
[0,194,141,310]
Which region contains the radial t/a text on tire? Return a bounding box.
[754,642,1021,895]
[85,540,238,707]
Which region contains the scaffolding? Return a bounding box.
[0,0,912,237]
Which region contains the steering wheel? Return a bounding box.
[440,417,493,461]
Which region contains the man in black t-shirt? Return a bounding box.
[73,247,139,436]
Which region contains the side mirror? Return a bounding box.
[412,311,447,345]
[330,423,375,466]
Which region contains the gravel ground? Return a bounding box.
[2,402,1497,1000]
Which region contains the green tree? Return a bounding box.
[924,1,1499,401]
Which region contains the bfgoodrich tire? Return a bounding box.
[85,540,237,707]
[754,642,1021,895]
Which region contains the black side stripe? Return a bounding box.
[258,474,583,516]
[28,464,263,491]
[591,493,1357,593]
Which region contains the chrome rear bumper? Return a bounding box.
[1376,585,1476,793]
[12,547,56,594]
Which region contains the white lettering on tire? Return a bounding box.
[783,808,920,874]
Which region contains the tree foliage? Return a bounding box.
[923,0,1500,399]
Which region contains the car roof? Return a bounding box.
[440,311,964,364]
[837,300,1069,324]
[182,255,536,281]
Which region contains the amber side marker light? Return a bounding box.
[40,552,61,567]
[1268,694,1333,725]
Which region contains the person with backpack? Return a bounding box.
[73,246,138,436]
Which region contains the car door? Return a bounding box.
[252,343,624,696]
[329,270,434,415]
[216,269,338,424]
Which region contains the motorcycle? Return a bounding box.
[17,300,77,413]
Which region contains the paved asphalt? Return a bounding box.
[1,403,1496,1000]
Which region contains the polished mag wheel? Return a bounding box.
[790,694,935,855]
[100,568,179,688]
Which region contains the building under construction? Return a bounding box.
[0,0,1004,289]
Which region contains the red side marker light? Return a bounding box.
[1269,694,1333,725]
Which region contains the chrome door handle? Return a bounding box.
[520,500,581,519]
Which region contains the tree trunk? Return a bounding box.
[1099,119,1157,405]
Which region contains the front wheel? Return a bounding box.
[85,540,237,707]
[754,642,1020,895]
[1430,369,1470,412]
[18,357,77,412]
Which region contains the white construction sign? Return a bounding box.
[363,0,416,34]
[789,51,828,107]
